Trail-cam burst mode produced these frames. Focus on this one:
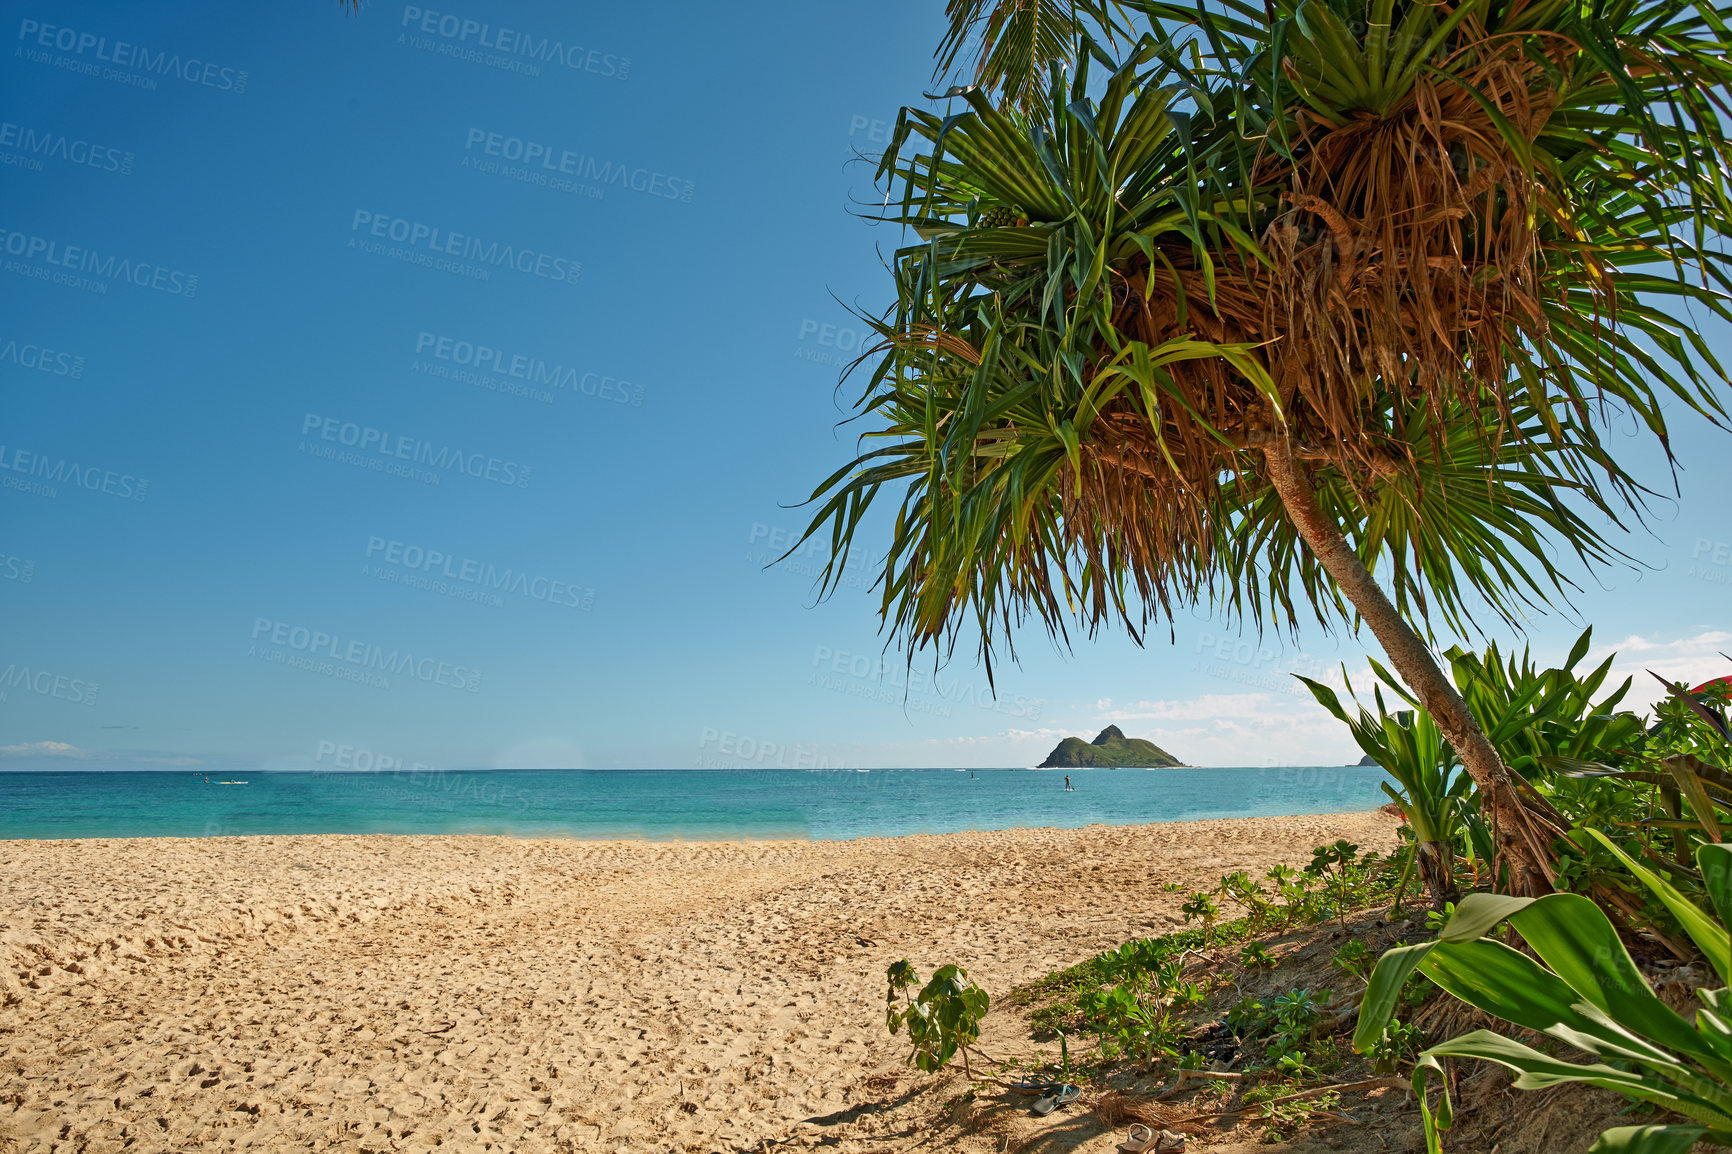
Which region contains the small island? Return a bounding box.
[1037,725,1183,768]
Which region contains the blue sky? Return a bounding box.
[2,0,1728,775]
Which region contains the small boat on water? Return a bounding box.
[218,780,248,785]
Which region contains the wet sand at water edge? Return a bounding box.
[0,811,1398,1152]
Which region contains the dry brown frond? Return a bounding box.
[1094,1088,1174,1128]
[1072,22,1593,529]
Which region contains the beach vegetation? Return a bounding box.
[1313,636,1732,949]
[1230,987,1332,1069]
[1016,842,1406,1033]
[1000,845,1434,1143]
[1331,939,1375,985]
[1301,678,1469,908]
[1220,869,1275,927]
[886,959,992,1078]
[1306,841,1362,933]
[1180,891,1220,942]
[1356,834,1732,1152]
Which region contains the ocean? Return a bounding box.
[0,766,1393,841]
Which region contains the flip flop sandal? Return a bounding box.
[1154,1130,1187,1152]
[1117,1124,1155,1153]
[1030,1084,1081,1115]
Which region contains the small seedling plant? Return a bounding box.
[1307,840,1361,932]
[1220,870,1273,926]
[1182,891,1221,943]
[886,960,990,1078]
[1332,939,1375,985]
[1266,863,1316,927]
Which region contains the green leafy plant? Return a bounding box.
[1332,939,1375,985]
[1240,942,1278,970]
[1551,665,1731,886]
[1171,979,1208,1011]
[1302,677,1470,908]
[1220,870,1275,926]
[1273,1050,1319,1081]
[1366,1018,1425,1076]
[886,960,991,1077]
[1307,841,1360,932]
[1230,988,1331,1071]
[1266,864,1316,927]
[1182,891,1221,943]
[1082,953,1192,1068]
[1356,832,1732,1152]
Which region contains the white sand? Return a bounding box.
[0,812,1397,1152]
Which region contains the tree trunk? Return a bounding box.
[1415,840,1459,909]
[1259,437,1556,897]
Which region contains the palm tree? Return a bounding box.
[798,0,1732,894]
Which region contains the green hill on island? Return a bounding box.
[1038,725,1182,768]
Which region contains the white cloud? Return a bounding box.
[1590,630,1732,712]
[0,740,86,758]
[1002,727,1070,741]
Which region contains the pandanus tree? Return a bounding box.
[799,0,1732,894]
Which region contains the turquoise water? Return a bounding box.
[0,767,1392,841]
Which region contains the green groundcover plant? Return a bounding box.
[1356,831,1732,1152]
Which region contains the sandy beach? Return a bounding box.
[1,812,1397,1153]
